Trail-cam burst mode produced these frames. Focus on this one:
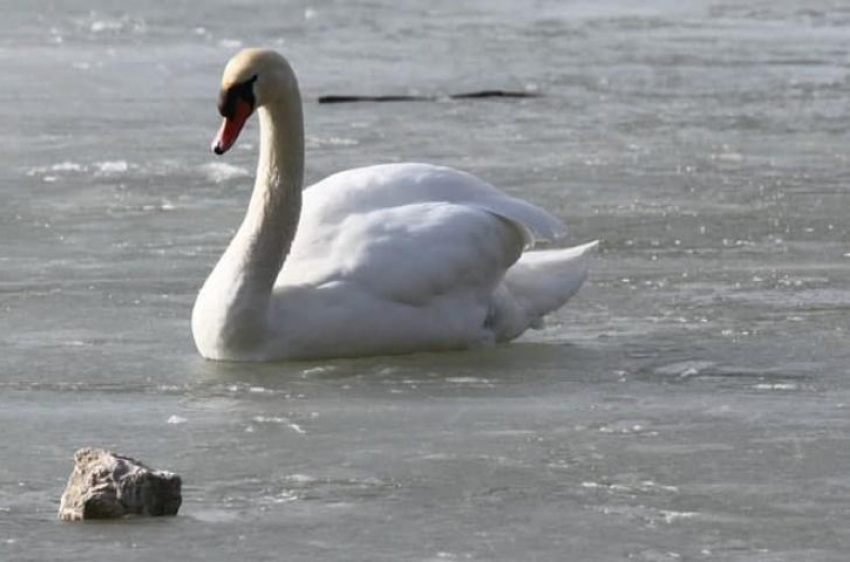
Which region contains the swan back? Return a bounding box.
[301,163,566,247]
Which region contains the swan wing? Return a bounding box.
[278,163,566,288]
[297,163,565,246]
[282,200,522,298]
[272,197,526,357]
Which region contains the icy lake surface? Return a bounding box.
[1,1,849,560]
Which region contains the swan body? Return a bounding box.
[192,49,597,361]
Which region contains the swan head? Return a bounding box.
[212,48,298,155]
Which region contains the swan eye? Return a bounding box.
[218,74,258,118]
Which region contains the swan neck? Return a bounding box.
[254,97,305,216]
[193,93,304,355]
[242,96,305,280]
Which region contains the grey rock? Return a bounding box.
[58,448,182,521]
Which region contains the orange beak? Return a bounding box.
[211,98,253,155]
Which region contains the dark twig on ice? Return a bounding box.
[450,90,540,99]
[318,90,541,104]
[318,94,432,103]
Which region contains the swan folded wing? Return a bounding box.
[282,162,567,303]
[279,201,525,308]
[301,163,566,247]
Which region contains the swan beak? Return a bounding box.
[211,98,253,155]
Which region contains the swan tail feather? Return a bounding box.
[489,240,598,341]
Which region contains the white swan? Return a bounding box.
[192,48,598,361]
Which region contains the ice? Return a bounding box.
[93,160,130,175]
[200,162,251,183]
[2,1,849,560]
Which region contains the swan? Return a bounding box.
[191,48,598,361]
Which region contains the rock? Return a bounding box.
[58,448,182,521]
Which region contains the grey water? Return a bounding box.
[1,0,849,560]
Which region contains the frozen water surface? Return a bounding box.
[2,1,850,560]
